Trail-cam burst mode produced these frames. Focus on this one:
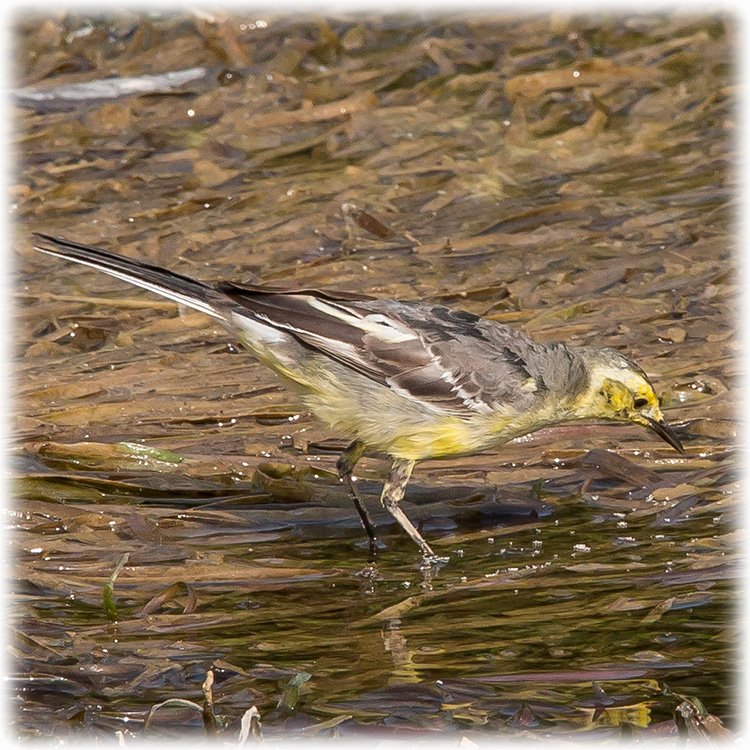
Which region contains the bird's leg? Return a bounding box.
[337,440,379,559]
[381,459,448,566]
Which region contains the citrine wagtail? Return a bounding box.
[32,233,684,564]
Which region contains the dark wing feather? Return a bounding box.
[377,302,547,414]
[218,281,373,302]
[221,287,552,416]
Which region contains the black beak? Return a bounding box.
[645,416,685,454]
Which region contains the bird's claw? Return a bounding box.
[418,552,450,571]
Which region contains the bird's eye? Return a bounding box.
[633,397,649,408]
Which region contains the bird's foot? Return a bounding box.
[355,560,381,594]
[418,552,449,588]
[418,551,450,571]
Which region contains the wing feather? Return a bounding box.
[220,286,544,416]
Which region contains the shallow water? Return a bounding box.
[11,11,737,742]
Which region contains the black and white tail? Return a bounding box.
[32,233,227,321]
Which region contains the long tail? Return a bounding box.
[32,233,227,321]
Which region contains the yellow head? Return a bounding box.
[573,347,684,453]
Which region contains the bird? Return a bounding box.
[32,233,685,564]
